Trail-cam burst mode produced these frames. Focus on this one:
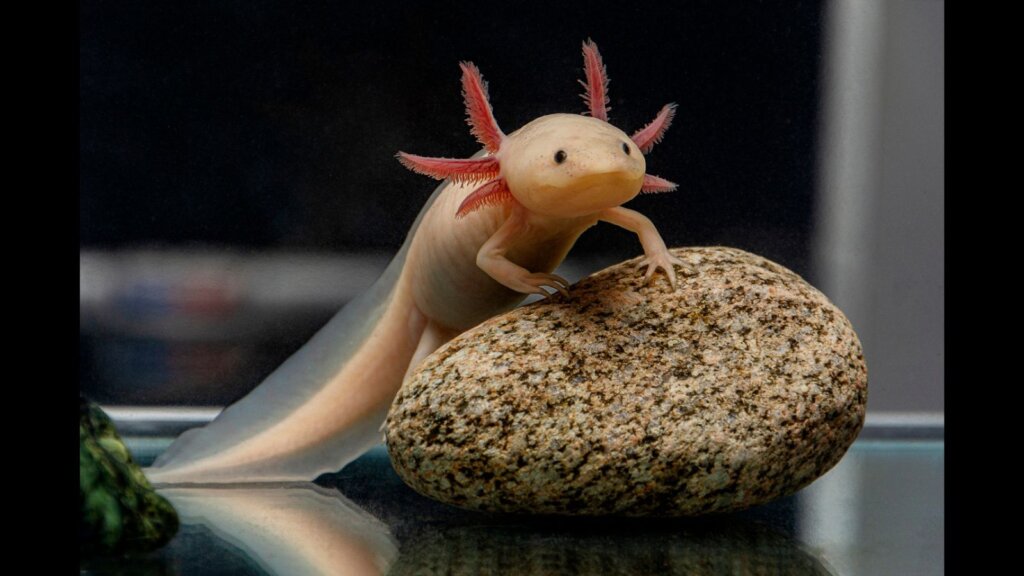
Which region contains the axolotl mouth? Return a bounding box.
[526,170,645,218]
[567,172,643,197]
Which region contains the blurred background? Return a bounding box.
[80,0,943,419]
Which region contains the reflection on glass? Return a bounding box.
[390,520,834,576]
[160,483,397,576]
[797,441,945,575]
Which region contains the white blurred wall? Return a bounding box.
[813,0,944,413]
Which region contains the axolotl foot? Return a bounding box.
[634,251,688,289]
[510,271,571,298]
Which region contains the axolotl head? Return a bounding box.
[498,114,645,218]
[398,40,677,219]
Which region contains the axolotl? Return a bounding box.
[146,40,683,484]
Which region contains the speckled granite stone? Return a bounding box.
[385,247,867,516]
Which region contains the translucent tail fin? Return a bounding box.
[145,181,448,485]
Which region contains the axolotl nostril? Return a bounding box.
[146,39,683,485]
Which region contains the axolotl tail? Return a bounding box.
[145,255,425,484]
[144,184,448,485]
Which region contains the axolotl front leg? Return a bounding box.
[476,204,684,297]
[599,206,687,287]
[475,207,573,297]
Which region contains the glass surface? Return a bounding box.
[81,438,943,576]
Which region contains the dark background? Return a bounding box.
[80,0,823,275]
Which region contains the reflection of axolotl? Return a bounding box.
[147,40,683,484]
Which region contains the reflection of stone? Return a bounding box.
[160,484,397,576]
[387,247,867,515]
[390,520,834,576]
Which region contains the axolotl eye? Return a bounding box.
[554,150,567,164]
[622,142,631,155]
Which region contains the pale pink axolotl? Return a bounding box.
[146,40,683,484]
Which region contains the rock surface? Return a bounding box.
[385,247,867,516]
[80,396,179,557]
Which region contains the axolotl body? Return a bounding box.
[146,40,683,484]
